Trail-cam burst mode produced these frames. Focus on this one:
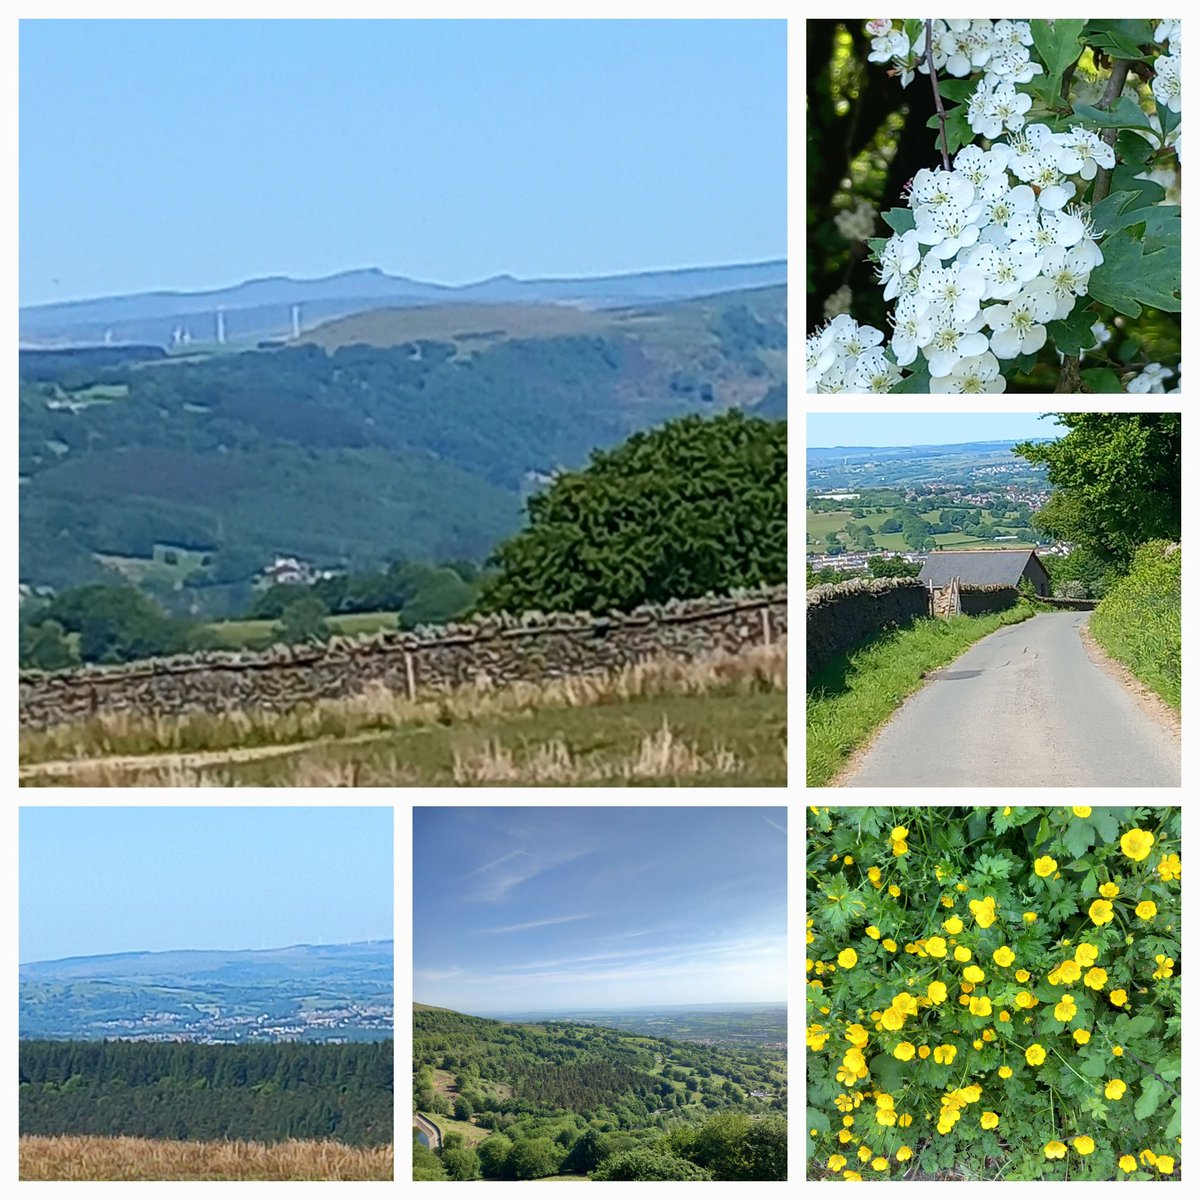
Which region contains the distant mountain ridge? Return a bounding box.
[20,259,787,347]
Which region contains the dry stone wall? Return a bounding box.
[19,587,787,731]
[957,585,1019,616]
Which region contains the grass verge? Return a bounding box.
[1089,541,1180,710]
[806,605,1034,786]
[18,1135,393,1181]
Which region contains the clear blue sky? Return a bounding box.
[20,807,393,963]
[413,807,787,1014]
[19,19,785,306]
[807,412,1066,448]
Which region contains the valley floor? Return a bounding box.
[20,644,786,787]
[18,1135,393,1182]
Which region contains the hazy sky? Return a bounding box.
[807,412,1067,448]
[19,18,785,306]
[413,807,787,1014]
[20,807,393,963]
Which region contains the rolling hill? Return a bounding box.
[20,283,786,609]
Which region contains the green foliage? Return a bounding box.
[591,1146,712,1180]
[19,618,80,671]
[440,1146,482,1180]
[41,583,190,664]
[1016,414,1179,563]
[413,1136,448,1180]
[478,411,784,615]
[19,1039,393,1146]
[1086,229,1181,318]
[507,1137,563,1180]
[1090,541,1181,709]
[275,595,332,645]
[1031,20,1086,99]
[807,807,1181,1181]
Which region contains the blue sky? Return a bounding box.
[19,807,393,963]
[19,19,785,306]
[413,807,787,1014]
[807,412,1066,448]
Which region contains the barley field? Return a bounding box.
[19,1135,394,1181]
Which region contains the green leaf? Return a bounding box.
[1046,307,1098,356]
[1081,368,1124,393]
[881,208,915,235]
[1087,231,1181,318]
[891,361,931,394]
[867,237,890,263]
[1031,19,1086,81]
[936,79,976,103]
[1079,1051,1107,1078]
[926,103,974,156]
[1083,20,1155,61]
[1062,818,1096,859]
[1072,96,1156,133]
[1134,1076,1166,1120]
[1090,809,1118,843]
[1164,1097,1181,1139]
[1157,100,1181,136]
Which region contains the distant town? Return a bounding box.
[91,1002,394,1044]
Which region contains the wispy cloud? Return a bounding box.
[461,845,602,903]
[762,815,787,834]
[460,849,532,880]
[479,914,596,935]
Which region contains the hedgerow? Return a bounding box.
[806,806,1181,1180]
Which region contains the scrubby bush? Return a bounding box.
[807,806,1180,1181]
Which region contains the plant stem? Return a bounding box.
[925,20,951,170]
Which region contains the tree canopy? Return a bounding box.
[478,411,785,614]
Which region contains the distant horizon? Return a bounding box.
[20,254,788,311]
[807,412,1065,449]
[413,808,787,1012]
[21,936,394,970]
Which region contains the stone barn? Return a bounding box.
[918,548,1052,596]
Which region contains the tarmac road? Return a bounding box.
[838,612,1180,788]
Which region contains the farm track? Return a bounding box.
[18,730,392,781]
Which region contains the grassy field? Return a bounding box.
[417,1111,490,1148]
[807,607,1034,786]
[20,643,787,788]
[807,505,1036,554]
[18,1135,393,1181]
[204,610,398,649]
[97,543,212,588]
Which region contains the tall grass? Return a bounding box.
[21,641,786,765]
[1089,541,1181,709]
[807,606,1034,786]
[18,1135,393,1181]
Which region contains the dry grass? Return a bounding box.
[21,641,786,766]
[18,1134,393,1181]
[452,720,741,784]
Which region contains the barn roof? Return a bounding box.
[917,549,1045,588]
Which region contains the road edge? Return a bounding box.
[1077,616,1181,740]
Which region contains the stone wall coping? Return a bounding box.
[19,585,786,686]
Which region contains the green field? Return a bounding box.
[807,505,1036,554]
[204,610,399,649]
[97,543,212,588]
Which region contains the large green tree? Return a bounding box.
[590,1146,712,1181]
[1016,414,1180,564]
[477,411,785,615]
[42,584,189,664]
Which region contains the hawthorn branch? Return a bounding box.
[925,20,951,170]
[1058,59,1133,392]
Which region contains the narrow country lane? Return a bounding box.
[838,612,1180,787]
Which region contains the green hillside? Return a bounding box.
[411,1004,785,1181]
[20,287,785,608]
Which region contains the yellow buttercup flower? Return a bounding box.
[1120,828,1155,861]
[1088,899,1114,926]
[1109,989,1128,1007]
[893,1042,915,1061]
[963,965,985,984]
[953,946,972,963]
[838,947,858,969]
[925,936,948,958]
[1156,1156,1175,1175]
[969,896,997,928]
[1158,853,1181,882]
[1152,954,1175,980]
[890,826,908,842]
[1015,990,1036,1009]
[844,855,855,865]
[1099,882,1119,898]
[1023,912,1037,923]
[1139,1149,1157,1167]
[969,996,992,1017]
[868,866,882,884]
[871,1157,889,1171]
[943,916,964,935]
[1084,966,1108,990]
[917,1046,930,1060]
[1072,806,1092,818]
[879,1007,904,1031]
[1118,1155,1137,1173]
[828,1153,847,1171]
[845,1023,869,1046]
[1044,1140,1067,1159]
[1072,1029,1091,1045]
[896,1146,912,1162]
[1034,855,1057,877]
[843,1170,863,1180]
[1074,943,1098,967]
[882,939,898,952]
[892,840,908,857]
[980,1111,999,1130]
[992,945,1015,967]
[933,1044,956,1064]
[1058,959,1081,983]
[1054,994,1077,1022]
[998,1065,1013,1079]
[1025,1043,1046,1066]
[1112,1045,1124,1057]
[1015,968,1031,982]
[1136,900,1157,920]
[888,884,901,897]
[927,981,948,1004]
[998,1010,1011,1023]
[1074,1136,1095,1156]
[1105,1079,1127,1100]
[857,1144,872,1162]
[866,926,881,939]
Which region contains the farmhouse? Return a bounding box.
[917,548,1051,596]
